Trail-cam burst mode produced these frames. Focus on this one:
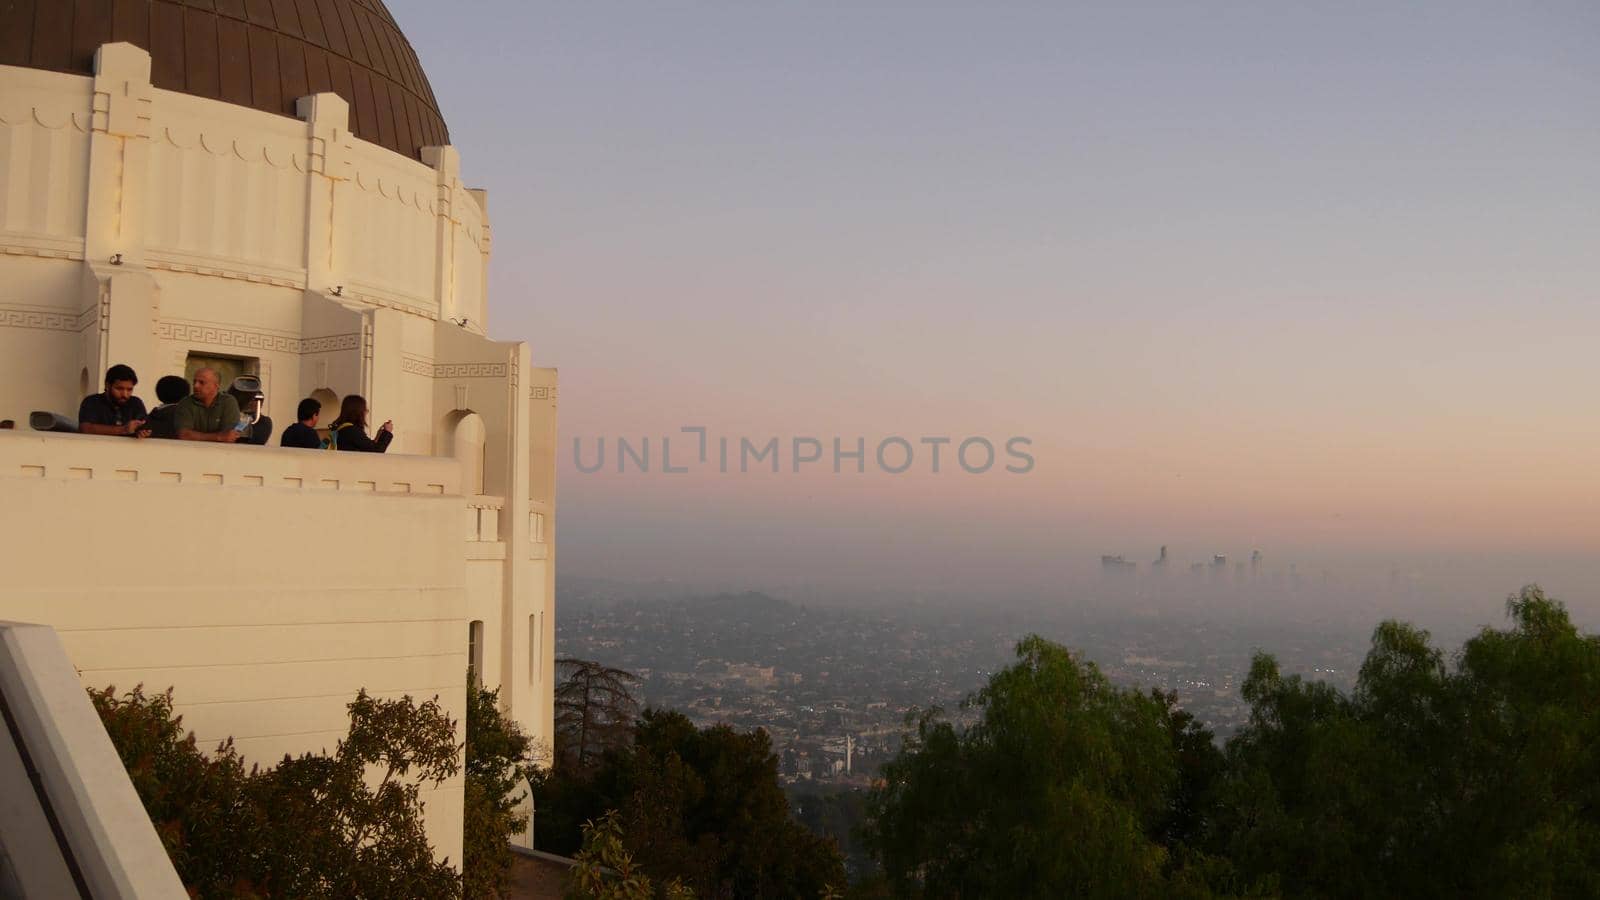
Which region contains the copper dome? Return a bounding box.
[0,0,448,162]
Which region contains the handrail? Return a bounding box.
[0,622,188,898]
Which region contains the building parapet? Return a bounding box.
[0,430,461,496]
[528,498,552,545]
[467,495,504,543]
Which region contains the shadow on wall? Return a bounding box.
[439,409,485,495]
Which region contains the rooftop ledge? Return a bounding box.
[0,429,462,496]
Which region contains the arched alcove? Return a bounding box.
[439,409,486,496]
[310,388,339,439]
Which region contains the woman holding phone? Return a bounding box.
[328,394,393,453]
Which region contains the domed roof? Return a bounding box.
[0,0,447,162]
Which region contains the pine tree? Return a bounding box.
[555,658,641,774]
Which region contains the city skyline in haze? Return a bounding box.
[395,1,1600,621]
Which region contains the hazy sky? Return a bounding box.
[395,2,1598,618]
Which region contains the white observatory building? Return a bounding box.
[0,0,557,863]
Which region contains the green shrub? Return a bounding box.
[565,810,695,900]
[464,673,545,898]
[92,685,460,898]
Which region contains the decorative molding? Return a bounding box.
[351,168,437,212]
[529,386,558,401]
[159,321,300,354]
[156,127,305,171]
[0,303,78,333]
[394,354,508,379]
[91,92,152,140]
[393,350,505,377]
[91,44,154,139]
[146,253,304,289]
[434,180,453,221]
[156,320,359,356]
[301,334,361,354]
[0,232,87,260]
[344,284,438,322]
[143,260,443,325]
[0,105,91,133]
[433,362,507,379]
[0,244,85,261]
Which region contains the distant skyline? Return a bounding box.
[396,2,1599,619]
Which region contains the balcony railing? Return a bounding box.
[528,499,551,544]
[467,495,503,542]
[0,429,460,495]
[1,432,553,566]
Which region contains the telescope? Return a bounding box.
[227,375,274,445]
[228,375,265,424]
[29,411,78,433]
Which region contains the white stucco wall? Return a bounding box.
[0,432,473,863]
[0,45,495,441]
[0,41,557,868]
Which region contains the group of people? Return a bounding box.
[75,364,393,452]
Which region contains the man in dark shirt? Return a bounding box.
[174,367,242,443]
[77,364,149,438]
[144,375,191,439]
[280,398,324,449]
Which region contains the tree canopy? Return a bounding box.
[865,634,1234,899]
[1217,585,1600,898]
[864,586,1600,899]
[92,686,460,898]
[556,657,641,774]
[537,663,846,899]
[464,673,546,898]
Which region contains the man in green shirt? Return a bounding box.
[175,367,243,443]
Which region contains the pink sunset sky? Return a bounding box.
[395,2,1599,622]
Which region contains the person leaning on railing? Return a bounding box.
[174,368,243,443]
[280,397,324,449]
[144,375,190,440]
[328,394,392,453]
[77,364,150,439]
